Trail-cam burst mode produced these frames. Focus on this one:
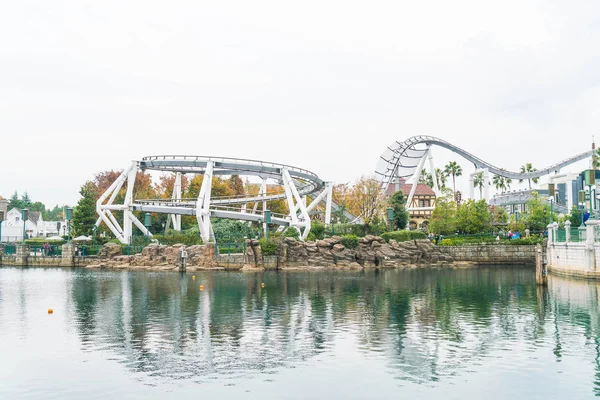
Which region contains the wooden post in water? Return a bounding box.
[535,244,547,286]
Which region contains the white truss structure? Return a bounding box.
[95,156,333,244]
[376,135,595,208]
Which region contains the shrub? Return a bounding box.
[340,234,359,249]
[160,231,203,246]
[259,238,278,256]
[438,235,544,246]
[306,232,317,241]
[284,228,300,239]
[25,238,65,245]
[381,230,427,243]
[311,221,325,240]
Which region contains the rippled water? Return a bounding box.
[0,266,599,399]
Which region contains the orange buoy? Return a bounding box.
[48,309,53,314]
[200,285,204,291]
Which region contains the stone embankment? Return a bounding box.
[87,236,460,271]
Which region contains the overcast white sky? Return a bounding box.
[1,0,600,206]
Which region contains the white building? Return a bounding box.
[0,208,66,242]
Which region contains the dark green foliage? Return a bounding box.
[455,200,492,234]
[311,220,325,240]
[389,191,409,230]
[259,238,278,256]
[25,238,65,244]
[160,231,203,246]
[381,230,427,243]
[330,222,388,237]
[284,228,300,239]
[306,232,317,241]
[72,182,98,237]
[340,234,359,249]
[439,235,544,246]
[569,206,583,227]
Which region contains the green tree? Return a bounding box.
[473,172,485,199]
[455,199,491,234]
[490,206,508,226]
[429,195,457,235]
[21,192,31,207]
[522,191,557,232]
[444,161,462,198]
[435,168,447,189]
[492,172,512,194]
[8,191,24,210]
[519,163,539,189]
[568,205,583,227]
[389,191,409,230]
[72,182,98,237]
[418,169,434,188]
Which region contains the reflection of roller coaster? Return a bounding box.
[376,135,594,208]
[95,156,334,244]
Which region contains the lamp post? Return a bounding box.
[0,211,4,244]
[264,210,271,239]
[92,226,97,246]
[144,213,152,245]
[65,207,73,244]
[21,208,29,244]
[161,221,166,245]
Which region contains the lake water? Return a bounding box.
[0,266,599,399]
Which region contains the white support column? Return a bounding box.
[123,163,138,244]
[427,147,440,195]
[196,162,214,243]
[325,183,333,225]
[282,168,311,240]
[170,172,182,231]
[483,168,490,201]
[95,161,137,243]
[468,173,475,199]
[261,178,267,235]
[406,150,429,216]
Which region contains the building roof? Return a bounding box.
[400,183,436,196]
[28,211,41,223]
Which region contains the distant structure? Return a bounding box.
[386,177,436,229]
[0,207,65,242]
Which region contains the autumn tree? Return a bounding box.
[347,176,385,225]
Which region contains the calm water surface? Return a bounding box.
[0,266,599,399]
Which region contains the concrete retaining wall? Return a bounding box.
[443,245,536,265]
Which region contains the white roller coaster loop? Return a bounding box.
[376,135,595,212]
[95,156,333,244]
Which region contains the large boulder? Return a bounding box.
[98,242,122,259]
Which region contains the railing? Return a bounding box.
[4,244,16,255]
[556,227,585,243]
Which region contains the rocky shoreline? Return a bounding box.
[87,235,477,272]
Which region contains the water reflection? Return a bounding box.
[2,266,600,397]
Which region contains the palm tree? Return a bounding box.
[519,163,539,189]
[435,168,447,189]
[473,172,485,199]
[493,171,512,194]
[418,169,434,187]
[493,174,507,194]
[444,161,463,198]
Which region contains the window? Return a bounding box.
[419,199,425,208]
[15,217,19,222]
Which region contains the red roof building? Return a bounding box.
[386,178,436,229]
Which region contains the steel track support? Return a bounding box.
[282,168,311,240]
[196,161,214,243]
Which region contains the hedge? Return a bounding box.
[340,234,359,249]
[380,230,427,243]
[439,236,544,246]
[259,238,278,256]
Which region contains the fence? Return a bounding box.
[556,228,584,243]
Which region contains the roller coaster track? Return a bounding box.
[376,135,594,189]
